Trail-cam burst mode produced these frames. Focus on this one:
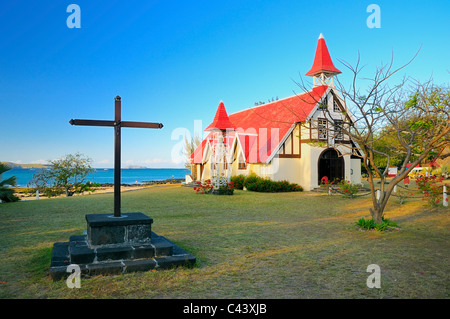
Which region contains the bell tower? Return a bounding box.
[205,101,236,191]
[305,33,341,88]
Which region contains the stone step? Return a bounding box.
[50,232,196,281]
[68,233,174,265]
[50,212,196,281]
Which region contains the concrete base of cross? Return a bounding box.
[49,213,196,281]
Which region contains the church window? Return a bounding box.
[333,100,340,112]
[318,118,327,140]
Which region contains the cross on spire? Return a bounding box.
[70,96,163,217]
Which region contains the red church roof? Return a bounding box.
[305,34,341,77]
[191,86,329,164]
[205,101,236,131]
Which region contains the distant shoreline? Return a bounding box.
[3,167,191,187]
[1,163,188,170]
[14,178,185,189]
[1,162,50,169]
[13,179,185,200]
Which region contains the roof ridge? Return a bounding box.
[229,88,324,117]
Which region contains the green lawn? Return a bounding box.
[0,184,448,298]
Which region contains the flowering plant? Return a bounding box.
[319,176,334,194]
[337,179,362,198]
[416,175,446,206]
[193,179,234,195]
[320,176,329,187]
[215,181,234,195]
[193,179,213,194]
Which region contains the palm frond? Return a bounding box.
[0,176,17,187]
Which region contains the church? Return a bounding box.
[190,34,362,191]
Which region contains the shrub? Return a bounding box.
[194,174,303,194]
[194,179,234,195]
[337,179,362,198]
[243,174,303,193]
[243,174,260,190]
[416,175,446,206]
[356,217,398,231]
[214,182,234,195]
[74,181,101,194]
[193,179,213,194]
[230,175,245,190]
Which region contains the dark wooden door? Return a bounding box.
[318,149,344,183]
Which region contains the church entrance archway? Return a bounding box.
[318,148,344,184]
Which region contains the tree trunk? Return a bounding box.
[369,207,383,224]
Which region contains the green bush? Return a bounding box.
[337,179,363,198]
[230,175,246,190]
[243,174,260,189]
[242,174,303,193]
[356,217,398,231]
[74,181,101,194]
[214,184,234,195]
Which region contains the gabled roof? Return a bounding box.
[205,101,236,131]
[190,86,328,164]
[305,33,341,77]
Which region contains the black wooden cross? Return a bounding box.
[69,96,163,217]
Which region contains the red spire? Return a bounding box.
[305,33,341,77]
[205,101,236,131]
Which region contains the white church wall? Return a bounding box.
[297,143,323,191]
[350,158,362,184]
[264,157,302,185]
[202,162,211,181]
[343,154,352,182]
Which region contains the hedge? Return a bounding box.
[230,174,303,192]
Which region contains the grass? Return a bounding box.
[0,183,448,298]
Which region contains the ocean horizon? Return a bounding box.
[2,167,191,187]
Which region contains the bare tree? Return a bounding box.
[295,52,449,223]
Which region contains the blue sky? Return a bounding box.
[1,0,449,168]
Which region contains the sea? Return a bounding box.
[2,168,191,187]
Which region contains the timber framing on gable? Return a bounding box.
[278,123,301,159]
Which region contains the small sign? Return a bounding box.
[388,167,397,177]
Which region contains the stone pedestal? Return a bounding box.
[50,213,196,281]
[86,213,153,247]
